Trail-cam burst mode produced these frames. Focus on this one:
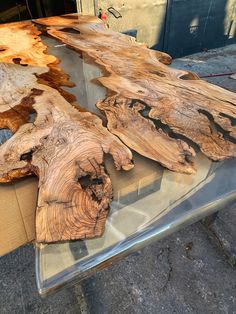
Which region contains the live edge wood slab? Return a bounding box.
[0,20,133,243]
[35,14,236,174]
[1,15,236,243]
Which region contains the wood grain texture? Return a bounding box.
[97,96,195,173]
[0,21,75,133]
[0,21,133,243]
[0,74,133,242]
[35,14,236,172]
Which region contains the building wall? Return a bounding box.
[163,0,236,57]
[79,0,236,58]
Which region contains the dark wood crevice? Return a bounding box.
[198,109,236,145]
[219,112,236,127]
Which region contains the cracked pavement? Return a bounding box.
[81,223,236,314]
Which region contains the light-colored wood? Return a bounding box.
[0,21,75,133]
[0,20,133,243]
[97,96,195,174]
[0,75,133,242]
[35,14,236,173]
[0,44,134,243]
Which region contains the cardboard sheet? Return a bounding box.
[0,177,38,256]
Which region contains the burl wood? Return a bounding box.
[36,14,236,173]
[0,21,133,242]
[0,21,75,133]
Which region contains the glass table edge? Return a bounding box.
[35,190,236,296]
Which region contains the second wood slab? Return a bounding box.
[36,14,236,174]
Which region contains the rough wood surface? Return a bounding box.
[36,14,236,172]
[0,21,133,243]
[0,68,133,242]
[0,21,75,133]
